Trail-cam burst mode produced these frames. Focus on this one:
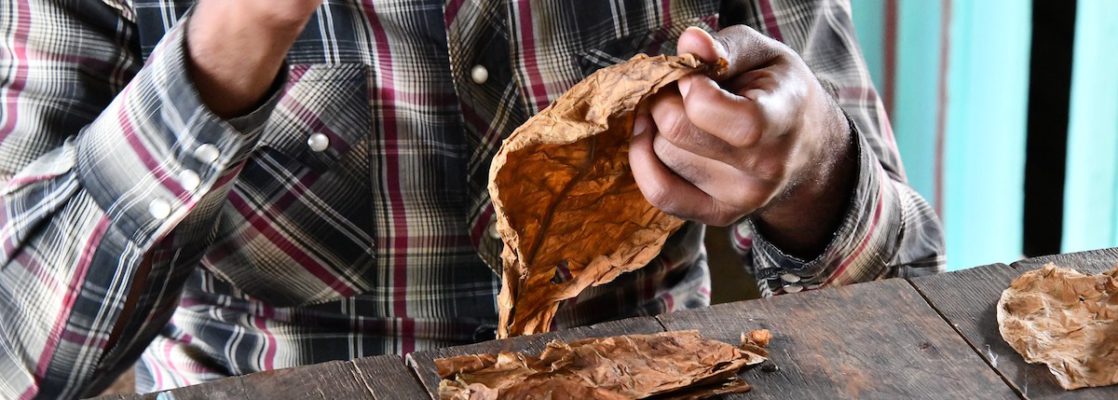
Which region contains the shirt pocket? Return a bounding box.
[575,3,720,76]
[201,63,378,307]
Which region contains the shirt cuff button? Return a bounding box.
[179,170,201,192]
[148,198,172,220]
[193,144,221,164]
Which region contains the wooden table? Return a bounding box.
[102,248,1118,399]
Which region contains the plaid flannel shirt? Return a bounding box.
[0,0,943,397]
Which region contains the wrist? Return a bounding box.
[755,104,857,259]
[187,1,315,118]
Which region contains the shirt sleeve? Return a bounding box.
[0,2,283,398]
[724,0,946,296]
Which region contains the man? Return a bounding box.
[0,0,943,397]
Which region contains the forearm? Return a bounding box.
[186,0,319,117]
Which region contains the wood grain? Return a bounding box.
[658,278,1018,399]
[911,248,1118,399]
[405,316,664,399]
[1010,247,1118,273]
[350,355,431,399]
[105,355,424,400]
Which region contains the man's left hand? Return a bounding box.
[629,25,857,258]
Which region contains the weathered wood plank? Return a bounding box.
[405,316,664,399]
[911,250,1118,399]
[107,355,423,400]
[350,354,430,399]
[95,248,1118,400]
[1010,247,1118,273]
[658,278,1017,399]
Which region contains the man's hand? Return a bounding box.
[630,26,857,259]
[187,0,323,118]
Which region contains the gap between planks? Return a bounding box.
[397,356,435,400]
[904,277,1027,399]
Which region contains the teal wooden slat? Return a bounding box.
[893,0,944,204]
[944,0,1031,269]
[1062,0,1118,253]
[850,0,886,92]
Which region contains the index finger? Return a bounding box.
[677,74,765,149]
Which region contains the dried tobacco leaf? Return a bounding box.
[997,263,1118,390]
[488,54,725,338]
[435,330,767,400]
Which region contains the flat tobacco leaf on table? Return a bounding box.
[997,263,1118,390]
[435,330,767,400]
[488,54,725,338]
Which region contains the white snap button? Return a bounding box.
[780,273,801,283]
[470,65,489,85]
[487,220,500,240]
[148,198,172,220]
[783,284,803,293]
[307,132,330,152]
[179,169,201,192]
[193,144,220,164]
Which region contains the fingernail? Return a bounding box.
[678,76,691,98]
[633,115,650,137]
[684,26,727,60]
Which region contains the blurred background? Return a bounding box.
[709,0,1118,303]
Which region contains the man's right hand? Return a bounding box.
[187,0,323,118]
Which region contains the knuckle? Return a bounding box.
[651,139,670,163]
[651,136,676,161]
[682,78,723,107]
[755,158,787,181]
[642,183,675,212]
[729,109,765,148]
[659,113,692,145]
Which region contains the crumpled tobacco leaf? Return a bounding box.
[996,263,1118,390]
[436,330,767,400]
[488,54,725,338]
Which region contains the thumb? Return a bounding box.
[678,25,786,79]
[677,26,727,65]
